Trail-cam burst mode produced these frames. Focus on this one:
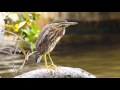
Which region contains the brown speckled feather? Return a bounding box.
[34,20,78,63]
[35,24,50,62]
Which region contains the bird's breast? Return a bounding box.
[49,36,62,52]
[55,36,62,43]
[48,28,66,53]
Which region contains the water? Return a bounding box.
[0,45,120,78]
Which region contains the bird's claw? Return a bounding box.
[45,64,57,75]
[50,63,57,69]
[45,65,55,75]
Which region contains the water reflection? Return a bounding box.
[1,45,120,78]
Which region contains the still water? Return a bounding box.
[0,45,120,78]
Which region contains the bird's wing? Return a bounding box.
[36,24,50,47]
[35,24,51,62]
[35,24,50,54]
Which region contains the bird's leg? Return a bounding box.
[43,54,48,68]
[46,53,57,75]
[48,53,57,68]
[48,53,54,65]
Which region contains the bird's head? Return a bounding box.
[51,20,78,28]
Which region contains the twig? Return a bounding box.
[4,30,31,45]
[12,40,22,77]
[12,40,25,76]
[0,47,17,77]
[14,51,37,76]
[25,51,37,62]
[14,53,28,76]
[10,49,16,77]
[0,46,16,50]
[0,30,32,77]
[0,50,11,55]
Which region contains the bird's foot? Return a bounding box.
[44,65,55,75]
[49,63,58,70]
[45,64,57,75]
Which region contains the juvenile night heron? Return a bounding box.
[35,20,78,68]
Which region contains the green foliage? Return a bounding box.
[5,12,41,52]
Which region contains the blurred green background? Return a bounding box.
[1,12,120,78]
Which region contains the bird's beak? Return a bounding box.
[63,22,78,26]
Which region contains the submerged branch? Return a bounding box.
[14,66,96,78]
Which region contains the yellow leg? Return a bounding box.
[48,53,54,65]
[43,53,57,75]
[48,53,57,68]
[43,54,48,68]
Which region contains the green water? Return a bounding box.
[1,45,120,78]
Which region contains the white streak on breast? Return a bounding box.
[48,28,66,53]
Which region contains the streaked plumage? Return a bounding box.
[35,20,78,65]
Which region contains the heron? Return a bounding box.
[35,20,78,68]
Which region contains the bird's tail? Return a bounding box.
[34,52,43,63]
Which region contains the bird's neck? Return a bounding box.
[50,24,66,36]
